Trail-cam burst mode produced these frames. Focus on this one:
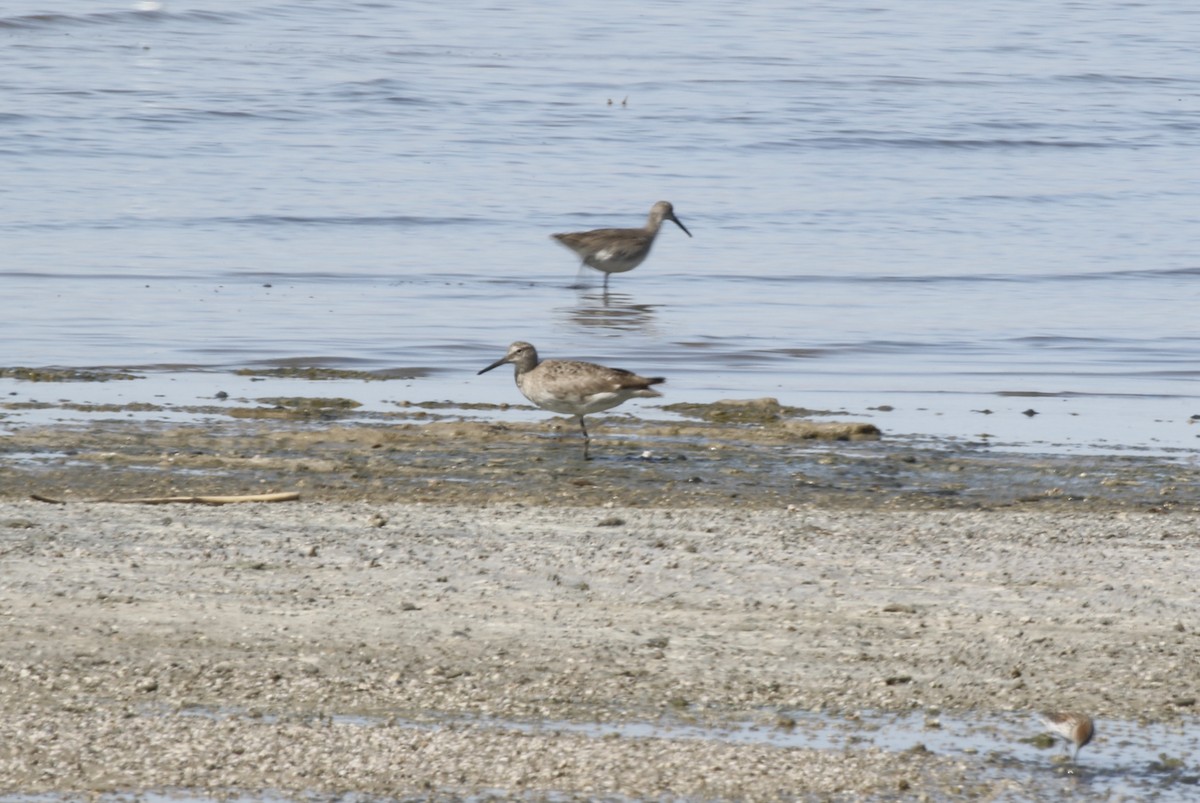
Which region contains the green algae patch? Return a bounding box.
[62,402,165,414]
[664,397,823,425]
[394,400,531,411]
[660,398,881,440]
[0,367,142,382]
[1,402,56,412]
[780,420,882,441]
[1025,732,1058,749]
[227,396,363,420]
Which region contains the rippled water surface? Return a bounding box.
[3,1,1199,452]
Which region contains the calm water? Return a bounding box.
[3,1,1199,452]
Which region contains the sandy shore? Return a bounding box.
[2,499,1198,799]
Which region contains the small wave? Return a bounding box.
[749,136,1128,151]
[691,75,1002,89]
[1008,334,1200,356]
[0,8,241,29]
[691,273,1005,286]
[953,190,1128,205]
[1063,266,1200,280]
[217,214,486,228]
[999,266,1200,283]
[0,214,489,233]
[994,388,1194,399]
[671,339,988,366]
[331,78,433,105]
[700,266,1200,285]
[763,347,829,359]
[0,270,183,281]
[0,11,122,28]
[1059,72,1200,87]
[0,268,487,286]
[117,108,308,124]
[1009,335,1110,347]
[217,270,402,284]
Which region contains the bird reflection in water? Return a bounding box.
[564,289,660,334]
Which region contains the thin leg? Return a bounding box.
[602,272,610,291]
[578,416,591,460]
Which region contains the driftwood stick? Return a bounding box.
[30,491,301,505]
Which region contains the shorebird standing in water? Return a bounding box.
[477,341,664,460]
[552,201,692,289]
[1040,711,1095,762]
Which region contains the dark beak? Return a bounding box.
[669,213,692,238]
[477,357,509,375]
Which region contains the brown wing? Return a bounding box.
[608,366,665,391]
[539,360,662,396]
[553,229,651,258]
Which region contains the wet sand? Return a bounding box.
[2,398,1198,512]
[1,410,1199,799]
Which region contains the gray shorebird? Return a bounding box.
[552,201,692,288]
[1040,711,1095,762]
[477,341,664,460]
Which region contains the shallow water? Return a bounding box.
[576,710,1200,799]
[14,706,1199,801]
[3,367,1197,459]
[3,1,1199,454]
[383,708,1200,799]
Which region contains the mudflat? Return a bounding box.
[1,413,1199,799]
